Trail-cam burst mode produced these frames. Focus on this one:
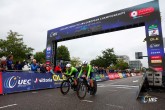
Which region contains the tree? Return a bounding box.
[90,56,106,67]
[57,45,70,61]
[70,57,82,67]
[0,30,34,62]
[90,48,117,68]
[115,59,129,70]
[34,49,46,63]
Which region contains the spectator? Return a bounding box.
[14,61,23,70]
[40,63,47,73]
[7,55,14,70]
[31,59,39,72]
[54,63,62,73]
[0,58,2,72]
[0,57,7,72]
[46,64,55,75]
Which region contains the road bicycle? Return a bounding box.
[77,75,97,99]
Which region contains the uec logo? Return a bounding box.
[4,76,31,88]
[4,76,17,88]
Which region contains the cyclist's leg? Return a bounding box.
[73,72,78,86]
[90,72,94,88]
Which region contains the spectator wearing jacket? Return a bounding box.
[54,63,62,73]
[31,59,39,72]
[7,55,14,70]
[14,61,23,70]
[40,63,47,73]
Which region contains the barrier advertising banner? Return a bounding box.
[0,72,3,94]
[95,74,101,81]
[33,73,55,90]
[2,72,33,94]
[118,73,123,78]
[2,72,58,94]
[122,73,127,78]
[114,73,120,79]
[52,73,66,87]
[108,73,115,80]
[104,72,110,80]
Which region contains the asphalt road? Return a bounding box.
[0,76,165,110]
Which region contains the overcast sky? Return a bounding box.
[0,0,165,67]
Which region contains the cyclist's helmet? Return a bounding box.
[66,63,71,68]
[82,61,88,65]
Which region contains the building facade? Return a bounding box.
[117,55,130,64]
[129,60,142,70]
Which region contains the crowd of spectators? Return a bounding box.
[0,55,140,75]
[0,55,25,72]
[0,54,51,73]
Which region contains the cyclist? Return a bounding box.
[64,63,78,90]
[78,61,94,92]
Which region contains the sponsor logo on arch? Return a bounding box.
[130,7,154,19]
[148,24,159,36]
[150,37,159,42]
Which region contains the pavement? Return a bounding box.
[0,76,165,110]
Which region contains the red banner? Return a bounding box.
[108,73,115,80]
[114,73,120,79]
[0,72,3,94]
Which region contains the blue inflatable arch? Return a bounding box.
[46,0,165,85]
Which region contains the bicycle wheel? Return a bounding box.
[91,80,97,95]
[77,82,87,99]
[60,80,70,95]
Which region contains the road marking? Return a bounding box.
[108,90,117,92]
[98,84,138,88]
[97,84,103,86]
[108,85,138,88]
[106,104,123,109]
[32,92,38,94]
[97,85,105,87]
[81,100,93,103]
[133,80,139,82]
[109,79,130,85]
[0,104,17,109]
[115,87,133,89]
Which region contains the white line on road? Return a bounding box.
[133,80,139,82]
[98,84,138,88]
[109,78,131,85]
[0,104,17,109]
[81,100,93,103]
[108,90,118,92]
[108,85,138,88]
[97,84,106,87]
[115,87,133,89]
[106,104,123,109]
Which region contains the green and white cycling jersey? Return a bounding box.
[78,64,94,78]
[65,67,78,76]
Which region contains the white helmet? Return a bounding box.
[66,63,71,68]
[82,61,88,65]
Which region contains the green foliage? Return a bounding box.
[57,45,70,61]
[70,57,82,67]
[0,30,34,62]
[90,48,117,68]
[34,49,46,63]
[115,59,129,70]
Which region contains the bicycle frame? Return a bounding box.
[80,77,91,90]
